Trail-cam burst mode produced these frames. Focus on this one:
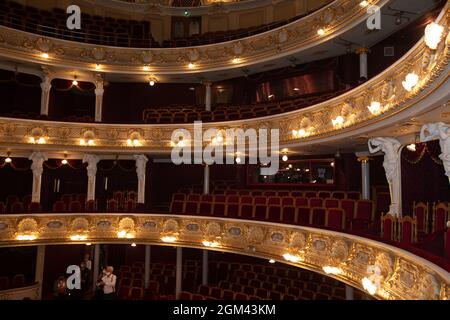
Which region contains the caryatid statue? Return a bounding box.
[420,122,450,184]
[368,137,402,216]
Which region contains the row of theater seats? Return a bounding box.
[161,15,303,48]
[0,1,157,48]
[177,190,362,199]
[412,201,450,235]
[114,259,370,301]
[0,274,27,291]
[0,111,94,124]
[170,193,377,231]
[0,0,317,48]
[142,91,343,123]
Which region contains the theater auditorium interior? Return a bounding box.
[0,0,449,303]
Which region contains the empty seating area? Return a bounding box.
[0,194,38,213]
[0,1,156,48]
[0,1,325,48]
[0,274,27,291]
[112,259,370,301]
[169,192,378,233]
[142,91,344,124]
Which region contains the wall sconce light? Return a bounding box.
[332,115,345,127]
[402,73,419,92]
[424,22,444,50]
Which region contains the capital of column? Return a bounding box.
[40,76,52,92]
[29,152,48,176]
[355,47,370,55]
[95,88,104,96]
[134,154,148,180]
[357,156,370,163]
[83,154,100,177]
[202,80,212,87]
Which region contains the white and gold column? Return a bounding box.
[35,245,46,300]
[40,74,51,116]
[83,155,100,201]
[356,154,371,200]
[29,152,48,203]
[94,76,104,122]
[204,81,212,112]
[134,155,148,204]
[368,138,402,216]
[355,47,370,80]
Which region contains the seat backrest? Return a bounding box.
[325,208,345,230]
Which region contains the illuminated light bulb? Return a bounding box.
[298,129,306,137]
[143,65,150,71]
[61,159,68,165]
[40,53,49,59]
[149,80,155,86]
[86,243,92,246]
[407,144,416,152]
[87,139,95,146]
[16,234,37,241]
[332,115,345,127]
[367,101,382,115]
[268,259,276,264]
[38,137,46,144]
[70,234,88,241]
[4,157,12,163]
[282,253,302,263]
[330,161,335,168]
[322,266,342,275]
[216,134,223,143]
[317,28,325,36]
[402,73,419,92]
[80,139,86,146]
[235,156,241,164]
[95,64,101,70]
[362,277,378,295]
[188,63,195,69]
[359,0,369,7]
[282,155,288,162]
[177,140,185,147]
[117,230,127,238]
[72,80,78,86]
[131,243,137,247]
[202,240,219,248]
[133,139,140,146]
[28,137,35,143]
[232,57,241,64]
[424,22,444,50]
[292,130,298,137]
[161,236,177,243]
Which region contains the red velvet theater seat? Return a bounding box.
[324,198,339,209]
[309,198,323,208]
[239,196,254,219]
[267,205,281,222]
[399,216,417,244]
[184,201,199,215]
[331,191,346,199]
[27,202,41,213]
[281,197,294,206]
[381,213,397,241]
[282,206,297,224]
[346,191,361,200]
[318,191,331,199]
[52,201,66,213]
[353,200,374,230]
[341,199,355,228]
[445,227,450,259]
[413,201,429,235]
[310,208,326,227]
[212,201,226,217]
[198,201,213,216]
[172,193,186,202]
[325,208,346,230]
[432,202,448,233]
[297,207,311,225]
[107,199,119,212]
[294,197,308,207]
